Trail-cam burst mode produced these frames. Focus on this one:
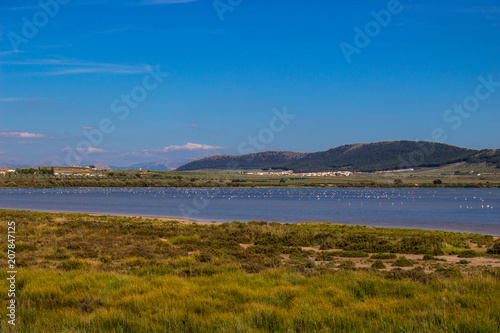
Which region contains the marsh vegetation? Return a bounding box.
[0,209,499,332]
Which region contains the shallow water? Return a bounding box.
[0,187,499,235]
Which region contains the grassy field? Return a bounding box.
[1,209,499,332]
[1,164,500,188]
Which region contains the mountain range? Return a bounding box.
[175,141,500,172]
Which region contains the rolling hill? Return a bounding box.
[176,141,500,172]
[176,151,307,171]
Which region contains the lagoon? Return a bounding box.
[0,187,499,235]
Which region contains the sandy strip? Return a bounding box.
[10,208,223,225]
[83,212,224,225]
[5,209,500,235]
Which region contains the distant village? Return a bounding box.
[245,170,354,177]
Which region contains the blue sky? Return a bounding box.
[1,0,499,168]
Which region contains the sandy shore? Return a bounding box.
[8,208,500,236]
[17,208,223,225]
[84,212,224,225]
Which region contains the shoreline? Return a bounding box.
[1,184,500,189]
[5,208,221,225]
[4,208,500,237]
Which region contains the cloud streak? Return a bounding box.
[61,147,108,153]
[0,131,52,139]
[120,143,224,158]
[147,143,224,152]
[0,58,150,76]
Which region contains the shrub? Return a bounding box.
[486,240,500,254]
[337,250,369,258]
[314,252,335,261]
[169,235,201,245]
[45,248,70,260]
[457,250,480,258]
[384,267,432,283]
[99,256,112,264]
[430,248,445,256]
[433,267,462,278]
[457,260,469,265]
[248,221,268,226]
[433,179,442,185]
[422,254,437,261]
[393,257,415,267]
[371,253,397,260]
[371,260,386,269]
[57,259,90,271]
[14,242,36,252]
[338,260,356,270]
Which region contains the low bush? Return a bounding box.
[336,250,369,258]
[384,267,432,283]
[371,253,397,260]
[169,234,201,245]
[371,260,386,269]
[338,260,356,270]
[45,248,70,260]
[57,259,90,271]
[422,254,436,260]
[392,257,415,267]
[458,250,480,258]
[433,267,462,278]
[487,240,500,254]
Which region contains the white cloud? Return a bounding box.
[0,58,150,76]
[61,147,108,153]
[149,143,224,152]
[120,151,154,158]
[120,142,224,159]
[0,98,47,103]
[0,131,51,139]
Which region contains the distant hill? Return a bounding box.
[128,158,195,171]
[467,149,500,166]
[280,141,478,172]
[93,163,111,170]
[176,141,500,172]
[176,151,307,171]
[0,159,30,169]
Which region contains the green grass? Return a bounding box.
[2,268,499,332]
[0,209,499,332]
